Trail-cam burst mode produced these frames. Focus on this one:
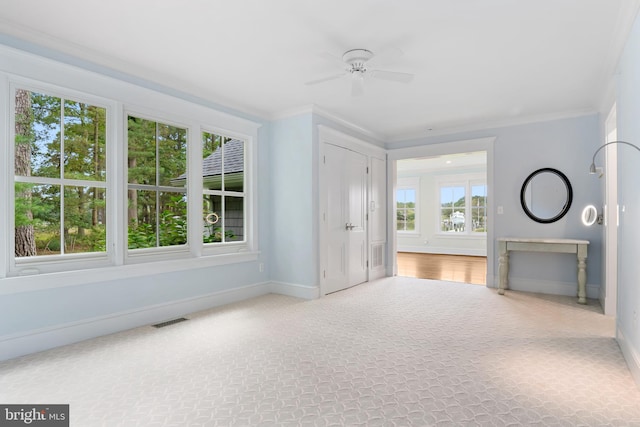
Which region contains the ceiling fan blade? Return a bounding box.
[367,47,404,67]
[370,69,414,83]
[351,75,365,97]
[305,73,346,86]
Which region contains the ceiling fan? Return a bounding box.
[305,48,414,96]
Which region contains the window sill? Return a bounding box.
[0,251,260,296]
[397,231,420,237]
[436,232,487,239]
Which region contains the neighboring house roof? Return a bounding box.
[172,139,244,185]
[202,139,244,177]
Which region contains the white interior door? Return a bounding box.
[324,143,367,294]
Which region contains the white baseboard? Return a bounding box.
[398,245,487,256]
[0,281,272,362]
[269,281,320,299]
[493,277,600,299]
[617,326,640,390]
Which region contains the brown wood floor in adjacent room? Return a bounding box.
[397,252,487,285]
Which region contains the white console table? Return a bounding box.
[497,237,589,304]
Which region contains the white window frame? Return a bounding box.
[436,174,487,237]
[9,79,117,275]
[0,45,260,288]
[396,177,419,234]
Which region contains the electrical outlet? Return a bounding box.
[497,206,504,215]
[259,263,264,273]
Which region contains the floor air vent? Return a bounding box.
[152,317,188,328]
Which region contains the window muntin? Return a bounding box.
[438,180,487,235]
[14,89,107,258]
[127,116,188,250]
[201,132,245,244]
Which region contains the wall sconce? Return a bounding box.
[589,140,640,174]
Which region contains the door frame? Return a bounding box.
[603,103,618,316]
[387,137,496,285]
[318,125,386,296]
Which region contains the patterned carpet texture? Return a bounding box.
[2,277,640,426]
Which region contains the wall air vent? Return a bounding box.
[152,318,188,328]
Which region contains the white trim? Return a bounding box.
[398,245,486,257]
[0,251,260,296]
[0,75,8,279]
[0,280,272,362]
[617,327,640,390]
[386,110,597,144]
[269,281,320,300]
[388,137,495,285]
[318,124,385,158]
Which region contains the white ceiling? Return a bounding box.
[1,0,638,142]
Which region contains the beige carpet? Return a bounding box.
[1,277,639,426]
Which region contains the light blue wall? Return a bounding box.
[616,11,640,377]
[389,115,603,294]
[269,114,317,286]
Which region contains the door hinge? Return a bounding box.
[323,155,326,164]
[366,166,369,173]
[323,270,326,278]
[366,213,368,221]
[366,260,369,267]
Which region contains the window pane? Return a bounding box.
[64,100,107,181]
[224,139,244,192]
[158,123,187,186]
[440,186,465,233]
[128,189,157,249]
[127,116,157,186]
[396,188,416,232]
[224,196,244,241]
[64,186,107,254]
[471,184,487,233]
[202,132,223,191]
[15,91,61,179]
[203,195,223,243]
[15,184,61,257]
[158,192,187,247]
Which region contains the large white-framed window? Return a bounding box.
[11,82,115,275]
[1,47,259,281]
[200,130,247,254]
[126,114,189,252]
[396,177,419,233]
[437,174,487,235]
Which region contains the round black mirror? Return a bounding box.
[520,168,573,223]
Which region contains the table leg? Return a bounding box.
[577,245,587,304]
[498,241,509,295]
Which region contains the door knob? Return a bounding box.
[345,223,355,230]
